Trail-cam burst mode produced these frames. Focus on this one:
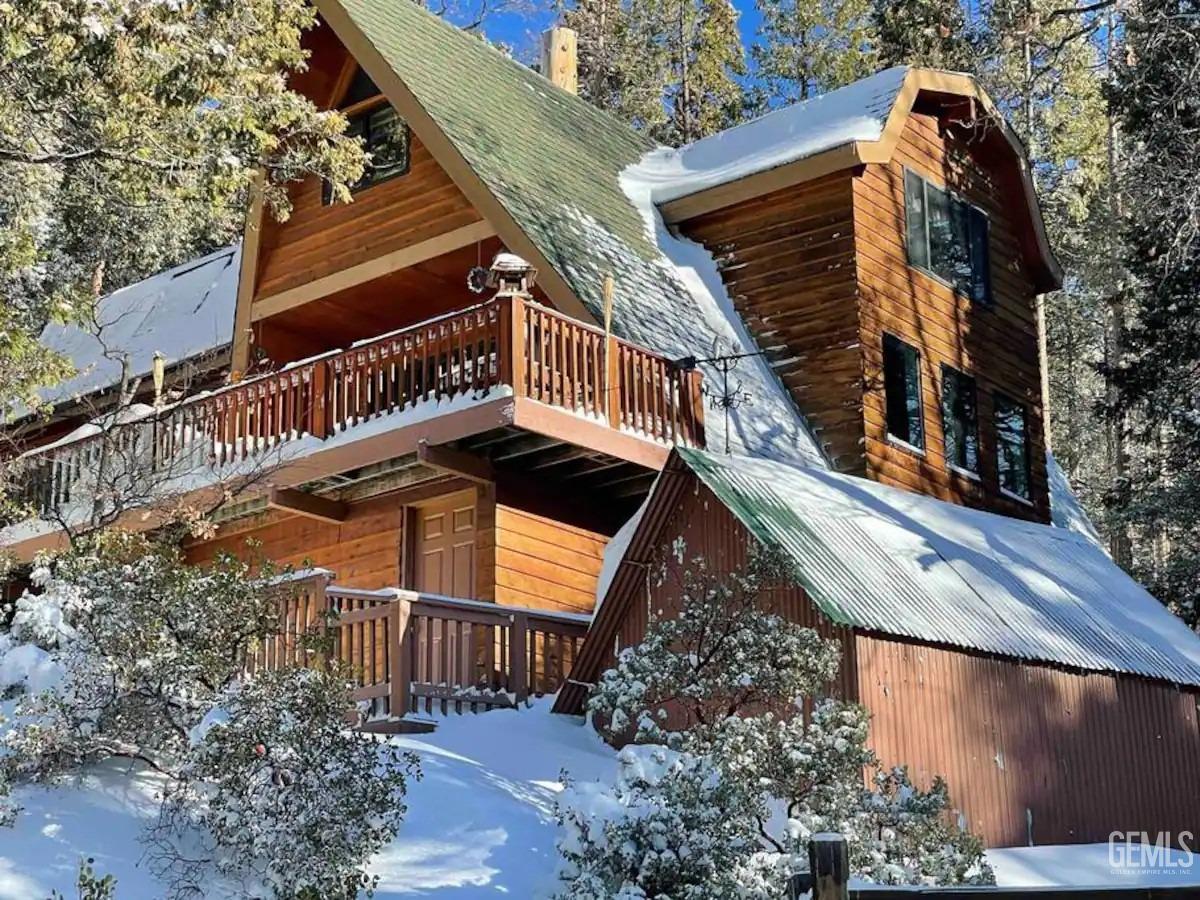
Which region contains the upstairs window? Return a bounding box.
[904,168,991,304]
[883,333,924,451]
[940,365,979,474]
[323,103,411,204]
[994,393,1030,500]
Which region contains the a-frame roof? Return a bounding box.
[317,0,664,331]
[316,0,829,465]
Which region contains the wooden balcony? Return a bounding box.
[8,296,704,531]
[252,572,589,727]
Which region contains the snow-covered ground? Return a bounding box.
[2,700,1196,898]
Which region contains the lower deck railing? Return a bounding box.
[250,574,589,720]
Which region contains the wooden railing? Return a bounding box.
[251,574,590,721]
[8,296,704,518]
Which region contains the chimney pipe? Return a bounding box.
[541,26,578,95]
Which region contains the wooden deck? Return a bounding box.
[7,296,704,536]
[252,572,589,729]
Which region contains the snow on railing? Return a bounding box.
[8,297,704,520]
[250,578,591,721]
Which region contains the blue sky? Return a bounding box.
[479,2,764,65]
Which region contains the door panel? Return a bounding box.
[416,492,476,597]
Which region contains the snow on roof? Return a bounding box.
[678,447,1200,687]
[1046,450,1104,547]
[32,244,240,413]
[635,67,910,206]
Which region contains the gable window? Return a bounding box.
[904,168,991,304]
[940,365,979,474]
[883,333,924,451]
[994,393,1030,500]
[323,103,411,204]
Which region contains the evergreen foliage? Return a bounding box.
[0,0,365,419]
[556,553,991,896]
[752,0,879,104]
[1109,0,1200,630]
[873,0,974,70]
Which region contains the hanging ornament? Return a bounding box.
[467,266,489,294]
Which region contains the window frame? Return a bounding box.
[882,332,926,454]
[993,391,1032,503]
[903,167,992,306]
[939,364,980,477]
[322,97,411,205]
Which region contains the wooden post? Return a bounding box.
[605,336,621,430]
[688,369,705,448]
[390,596,412,719]
[310,362,329,439]
[507,296,527,397]
[808,834,849,900]
[510,612,529,704]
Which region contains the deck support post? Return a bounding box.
[605,335,621,430]
[310,362,329,439]
[510,611,529,704]
[390,596,413,719]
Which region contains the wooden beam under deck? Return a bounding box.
[416,439,494,484]
[268,487,349,524]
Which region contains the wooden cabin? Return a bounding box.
[3,0,1197,849]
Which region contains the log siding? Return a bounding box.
[856,111,1050,521]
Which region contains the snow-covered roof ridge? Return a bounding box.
[27,244,241,417]
[638,66,910,206]
[677,447,1200,688]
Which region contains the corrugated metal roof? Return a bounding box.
[679,447,1200,687]
[31,244,240,413]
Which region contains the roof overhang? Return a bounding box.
[659,68,1063,294]
[311,1,597,326]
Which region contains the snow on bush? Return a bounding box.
[1,532,294,779]
[0,531,422,898]
[556,551,991,897]
[146,668,419,899]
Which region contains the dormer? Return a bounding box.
[659,68,1061,522]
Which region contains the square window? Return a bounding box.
[323,103,411,205]
[994,393,1030,499]
[940,366,979,473]
[883,333,924,451]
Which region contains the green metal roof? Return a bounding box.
[677,447,1200,687]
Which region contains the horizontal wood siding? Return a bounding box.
[679,174,863,472]
[614,478,1199,847]
[856,634,1200,847]
[185,494,403,590]
[854,111,1050,521]
[253,135,485,302]
[494,505,608,614]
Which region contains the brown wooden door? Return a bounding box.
[415,491,476,597]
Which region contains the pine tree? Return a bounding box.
[567,0,746,145]
[566,0,669,134]
[752,0,879,105]
[1109,0,1200,631]
[662,0,747,144]
[873,0,975,71]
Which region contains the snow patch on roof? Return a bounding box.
[638,67,909,206]
[32,244,240,413]
[679,447,1200,687]
[611,166,828,466]
[1046,450,1104,547]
